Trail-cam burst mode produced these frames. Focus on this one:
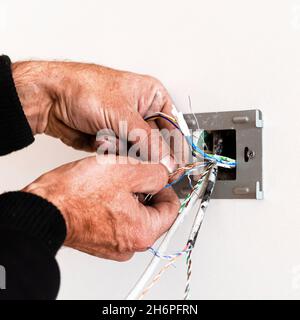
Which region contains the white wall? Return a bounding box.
[0,0,300,299]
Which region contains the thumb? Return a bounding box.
[128,161,169,195]
[125,112,177,173]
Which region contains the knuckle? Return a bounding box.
[134,232,155,251]
[114,214,144,253]
[144,75,165,91]
[159,164,169,184]
[144,74,161,84]
[116,253,134,262]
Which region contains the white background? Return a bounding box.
[0,0,300,299]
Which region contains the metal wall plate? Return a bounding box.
[173,109,263,200]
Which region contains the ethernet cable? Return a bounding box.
[125,108,231,300]
[126,168,209,300]
[130,164,218,300]
[184,164,218,300]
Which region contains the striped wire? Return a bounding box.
[134,112,226,300]
[144,112,236,168]
[184,165,218,300]
[140,172,209,300]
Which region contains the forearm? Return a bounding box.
[11,61,53,135]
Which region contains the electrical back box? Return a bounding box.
[173,109,263,200]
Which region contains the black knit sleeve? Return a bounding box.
[0,192,67,300]
[0,55,34,155]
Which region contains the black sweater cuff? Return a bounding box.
[0,192,66,255]
[0,55,34,155]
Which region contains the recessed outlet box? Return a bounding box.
[173,109,263,200]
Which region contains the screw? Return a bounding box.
[247,149,256,160]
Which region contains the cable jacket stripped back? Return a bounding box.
[125,106,231,300]
[126,170,209,300]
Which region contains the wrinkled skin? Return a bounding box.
[12,61,180,170]
[23,156,179,261]
[12,60,181,261]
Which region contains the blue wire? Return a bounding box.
[165,172,187,188]
[186,136,236,167]
[164,164,208,189]
[145,113,236,167]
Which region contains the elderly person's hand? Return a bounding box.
[12,61,179,172]
[23,156,180,261]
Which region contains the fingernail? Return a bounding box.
[160,154,177,174]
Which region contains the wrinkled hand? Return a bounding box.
[12,61,178,171]
[23,156,180,261]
